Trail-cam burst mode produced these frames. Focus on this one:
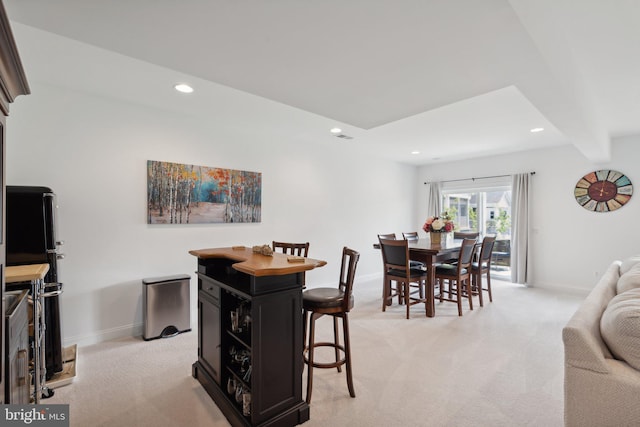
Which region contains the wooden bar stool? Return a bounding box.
[273,241,310,287]
[303,247,360,403]
[272,241,309,257]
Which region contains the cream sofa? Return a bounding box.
[563,259,640,427]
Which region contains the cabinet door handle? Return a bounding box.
[17,349,28,386]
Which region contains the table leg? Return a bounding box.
[425,257,435,317]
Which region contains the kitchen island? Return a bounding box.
[189,247,326,427]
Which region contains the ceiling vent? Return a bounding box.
[334,133,353,140]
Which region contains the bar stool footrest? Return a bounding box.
[304,342,347,370]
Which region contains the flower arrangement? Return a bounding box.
[423,211,455,233]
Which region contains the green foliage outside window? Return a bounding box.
[469,208,478,231]
[497,210,511,234]
[446,206,459,231]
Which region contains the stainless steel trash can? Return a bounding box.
[142,274,191,340]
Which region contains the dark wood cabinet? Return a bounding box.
[4,290,29,403]
[191,248,325,427]
[198,277,221,384]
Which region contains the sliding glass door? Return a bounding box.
[442,182,511,275]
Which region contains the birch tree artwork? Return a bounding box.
[147,160,262,224]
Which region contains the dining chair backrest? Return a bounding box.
[458,238,477,270]
[453,231,480,240]
[272,241,309,257]
[478,235,496,266]
[377,233,397,241]
[338,247,360,312]
[378,238,410,271]
[402,232,419,242]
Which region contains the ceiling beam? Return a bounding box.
[509,0,611,163]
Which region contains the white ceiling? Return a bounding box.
[5,0,640,165]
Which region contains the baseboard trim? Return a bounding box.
[63,322,144,348]
[64,275,381,348]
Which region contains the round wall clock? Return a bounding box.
[574,169,633,212]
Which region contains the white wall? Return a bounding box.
[8,23,640,347]
[418,138,640,293]
[6,25,418,346]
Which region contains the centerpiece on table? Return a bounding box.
[422,211,455,244]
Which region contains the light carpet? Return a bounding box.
[46,277,583,427]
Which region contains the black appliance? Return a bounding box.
[6,186,65,379]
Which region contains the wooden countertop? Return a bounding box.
[189,247,327,277]
[5,263,50,283]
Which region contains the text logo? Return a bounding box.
[1,405,69,426]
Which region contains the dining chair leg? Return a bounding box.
[342,313,356,398]
[382,280,389,311]
[475,273,484,307]
[333,316,342,373]
[466,279,473,310]
[486,271,493,302]
[456,281,463,316]
[404,281,411,319]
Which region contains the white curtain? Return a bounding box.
[426,181,442,217]
[511,173,531,284]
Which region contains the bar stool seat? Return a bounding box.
[303,247,360,404]
[303,288,353,310]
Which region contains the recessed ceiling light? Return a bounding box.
[530,127,544,133]
[330,127,342,134]
[411,151,420,155]
[174,83,194,93]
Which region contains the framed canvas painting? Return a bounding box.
[147,160,262,224]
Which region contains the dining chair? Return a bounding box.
[401,231,428,268]
[378,238,427,319]
[471,235,496,306]
[377,234,402,305]
[435,238,477,316]
[377,233,422,306]
[303,247,360,403]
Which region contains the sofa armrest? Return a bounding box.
[563,325,610,373]
[565,359,640,427]
[563,261,621,372]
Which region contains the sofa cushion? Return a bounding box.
[600,287,640,370]
[617,263,640,294]
[620,254,640,275]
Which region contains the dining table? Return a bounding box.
[407,237,463,317]
[374,235,471,317]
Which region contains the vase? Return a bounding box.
[430,232,443,244]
